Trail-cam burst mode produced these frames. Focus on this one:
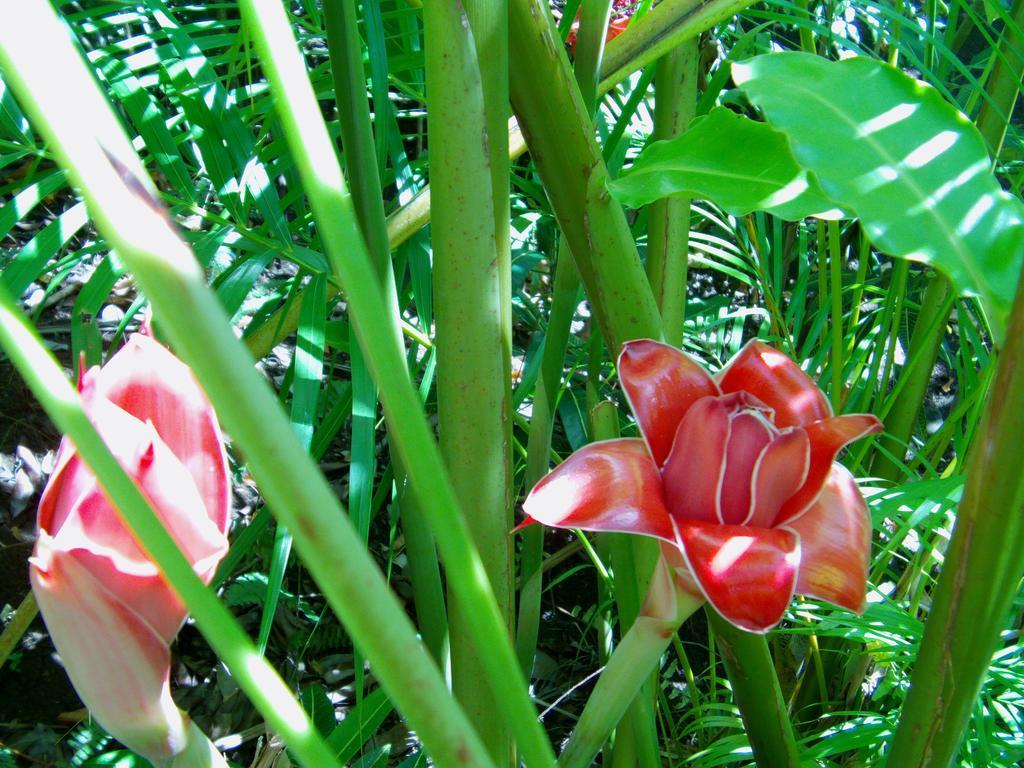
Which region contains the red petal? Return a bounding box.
[784,465,870,613]
[523,439,674,541]
[716,340,831,428]
[719,412,774,524]
[93,334,231,534]
[618,340,719,466]
[774,414,883,525]
[661,396,729,525]
[674,519,799,633]
[746,428,810,528]
[30,541,187,762]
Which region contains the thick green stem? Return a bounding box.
[0,287,337,768]
[425,0,514,761]
[975,0,1024,158]
[597,0,756,91]
[887,265,1024,766]
[241,2,554,763]
[510,0,664,348]
[647,40,698,347]
[708,612,801,768]
[325,0,448,665]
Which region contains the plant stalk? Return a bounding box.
[887,265,1024,766]
[647,39,699,346]
[708,611,801,768]
[424,0,515,761]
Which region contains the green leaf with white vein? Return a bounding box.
[609,107,844,221]
[733,52,1024,341]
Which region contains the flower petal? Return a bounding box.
[673,519,800,633]
[746,428,810,528]
[774,414,883,525]
[522,439,674,541]
[661,396,730,524]
[783,465,869,613]
[718,411,774,524]
[92,334,231,534]
[30,538,188,762]
[716,340,832,428]
[43,399,227,639]
[618,340,719,466]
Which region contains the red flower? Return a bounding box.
[565,0,634,52]
[523,340,882,632]
[30,332,230,761]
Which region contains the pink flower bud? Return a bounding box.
[30,332,230,762]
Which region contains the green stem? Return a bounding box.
[597,0,756,91]
[574,0,614,113]
[870,274,952,483]
[975,0,1024,158]
[887,267,1024,766]
[510,0,663,348]
[647,40,698,347]
[558,561,704,768]
[424,0,514,761]
[0,592,37,670]
[325,0,448,664]
[2,3,501,764]
[516,245,583,674]
[828,220,844,410]
[0,286,337,768]
[794,0,817,54]
[240,3,554,763]
[707,612,801,768]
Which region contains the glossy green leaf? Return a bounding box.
[609,107,843,220]
[733,52,1024,340]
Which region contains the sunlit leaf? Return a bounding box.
[609,107,843,220]
[733,52,1024,340]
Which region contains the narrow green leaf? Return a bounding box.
[0,170,67,241]
[610,107,843,220]
[301,685,339,738]
[326,687,394,762]
[732,52,1024,339]
[1,200,89,298]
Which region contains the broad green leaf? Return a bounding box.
[609,107,843,221]
[733,52,1024,340]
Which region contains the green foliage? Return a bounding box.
[0,0,1022,766]
[610,107,842,220]
[733,52,1024,340]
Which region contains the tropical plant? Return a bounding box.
[0,0,1021,767]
